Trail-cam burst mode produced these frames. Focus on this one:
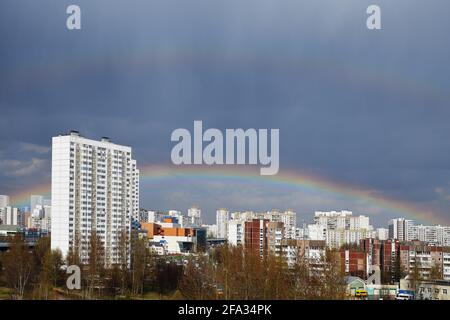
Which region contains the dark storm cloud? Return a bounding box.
[1,0,450,225]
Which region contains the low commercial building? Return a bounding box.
[141,219,203,255]
[0,225,20,237]
[400,276,450,300]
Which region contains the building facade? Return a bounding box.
[244,219,269,257]
[216,208,229,239]
[187,206,202,227]
[51,131,139,265]
[0,195,10,208]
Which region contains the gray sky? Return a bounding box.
[1,0,450,226]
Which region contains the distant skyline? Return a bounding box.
[2,1,450,226]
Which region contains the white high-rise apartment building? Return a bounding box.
[130,160,139,222]
[313,210,371,248]
[30,195,44,213]
[188,206,202,227]
[227,220,244,246]
[375,228,389,240]
[216,208,229,239]
[202,224,218,238]
[415,225,450,246]
[30,204,52,232]
[0,206,20,226]
[388,218,416,241]
[51,131,139,265]
[264,209,297,239]
[0,195,10,208]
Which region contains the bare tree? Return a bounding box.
[2,234,34,299]
[84,230,105,299]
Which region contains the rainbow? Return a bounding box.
[138,164,448,225]
[10,181,51,208]
[8,164,448,225]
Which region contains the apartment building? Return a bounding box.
[51,131,139,265]
[216,208,229,239]
[0,195,9,208]
[399,242,450,280]
[267,221,284,255]
[227,219,244,246]
[313,211,372,248]
[187,206,202,227]
[227,209,296,241]
[244,219,269,257]
[0,206,20,226]
[444,251,450,281]
[281,239,326,269]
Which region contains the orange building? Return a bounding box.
[140,221,195,239]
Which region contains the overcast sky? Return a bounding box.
[1,0,450,226]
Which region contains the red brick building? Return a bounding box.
[244,219,269,257]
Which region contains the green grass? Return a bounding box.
[0,287,11,300]
[141,290,182,300]
[0,287,182,300]
[141,291,162,300]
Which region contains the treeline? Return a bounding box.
[178,245,347,300]
[0,235,347,300]
[0,233,182,300]
[0,235,65,299]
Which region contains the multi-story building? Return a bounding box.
[444,251,450,281]
[202,224,218,238]
[388,218,416,242]
[230,210,254,222]
[281,239,326,269]
[187,206,202,227]
[267,221,284,255]
[244,219,269,257]
[141,218,205,255]
[340,249,367,279]
[376,228,389,240]
[312,211,371,248]
[263,209,296,239]
[226,209,296,241]
[0,206,20,226]
[437,226,450,247]
[380,239,400,284]
[398,242,448,280]
[216,208,229,239]
[227,220,244,246]
[51,131,139,266]
[29,204,52,232]
[306,224,326,241]
[415,225,450,246]
[0,195,10,208]
[388,218,450,246]
[130,160,139,221]
[167,210,185,227]
[30,195,44,213]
